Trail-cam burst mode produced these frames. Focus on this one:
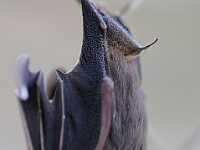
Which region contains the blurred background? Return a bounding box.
[0,0,199,149]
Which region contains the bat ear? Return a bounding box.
[79,0,107,82]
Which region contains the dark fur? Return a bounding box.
[104,47,147,150]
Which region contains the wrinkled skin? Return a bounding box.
[15,0,157,150]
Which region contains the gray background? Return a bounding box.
[0,0,199,149]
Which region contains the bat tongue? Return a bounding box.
[79,0,107,81]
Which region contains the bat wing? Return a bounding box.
[15,55,44,150]
[15,55,64,150]
[52,0,112,149]
[15,0,113,150]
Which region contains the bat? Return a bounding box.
[15,0,157,150]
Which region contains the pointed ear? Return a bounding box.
[79,0,107,82]
[95,77,113,150]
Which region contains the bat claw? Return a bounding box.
[138,38,158,51]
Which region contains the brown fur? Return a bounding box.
[103,47,147,150]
